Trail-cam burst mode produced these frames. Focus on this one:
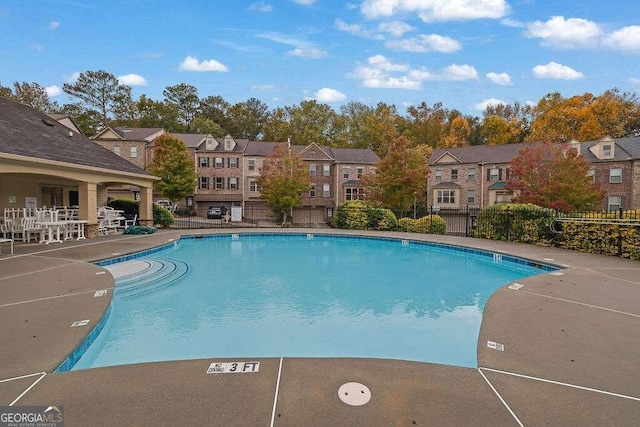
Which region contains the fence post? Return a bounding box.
[617,207,623,257]
[465,206,469,237]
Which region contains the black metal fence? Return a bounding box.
[167,205,640,259]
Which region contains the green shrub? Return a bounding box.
[475,203,554,243]
[374,208,398,231]
[107,198,138,216]
[153,203,174,228]
[334,201,369,230]
[398,217,416,232]
[413,214,446,234]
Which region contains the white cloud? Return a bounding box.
[314,87,347,103]
[501,18,524,28]
[286,47,327,58]
[525,100,537,107]
[65,72,80,83]
[386,34,461,53]
[526,16,602,49]
[249,2,272,12]
[533,62,584,79]
[348,54,478,90]
[117,73,148,86]
[378,20,415,37]
[28,43,43,51]
[179,55,229,72]
[45,85,62,97]
[602,26,640,54]
[292,0,315,5]
[629,77,640,85]
[442,64,478,80]
[258,32,327,58]
[251,84,277,91]
[361,0,509,22]
[474,98,505,111]
[486,72,511,85]
[49,21,59,30]
[335,18,384,40]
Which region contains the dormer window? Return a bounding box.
[603,144,612,157]
[205,138,215,150]
[224,135,235,151]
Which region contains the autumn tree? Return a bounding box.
[440,115,470,148]
[361,136,431,214]
[11,82,58,111]
[256,144,311,224]
[227,97,270,139]
[146,134,198,203]
[506,143,604,212]
[404,101,446,148]
[63,70,131,127]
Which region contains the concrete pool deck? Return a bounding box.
[0,229,638,426]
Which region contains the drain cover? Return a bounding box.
[338,382,371,406]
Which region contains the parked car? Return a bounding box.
[207,206,227,219]
[155,199,175,212]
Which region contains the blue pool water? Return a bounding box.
[71,234,554,370]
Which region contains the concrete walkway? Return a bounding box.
[0,229,638,426]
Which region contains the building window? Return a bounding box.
[130,146,137,158]
[214,157,224,168]
[323,183,330,197]
[437,190,455,204]
[488,168,500,181]
[345,187,363,201]
[309,164,316,176]
[342,167,350,179]
[603,144,612,157]
[199,157,210,168]
[608,195,621,212]
[113,146,121,156]
[609,168,622,183]
[309,183,316,197]
[467,190,475,204]
[205,138,215,150]
[357,167,364,178]
[468,168,476,179]
[435,170,442,181]
[323,164,330,177]
[248,159,255,171]
[214,177,224,189]
[228,157,239,168]
[225,139,233,150]
[496,191,512,204]
[199,177,210,190]
[587,168,596,183]
[228,177,238,190]
[249,179,257,192]
[451,169,458,180]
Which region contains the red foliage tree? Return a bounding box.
[506,143,604,212]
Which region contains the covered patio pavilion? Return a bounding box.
[0,97,158,238]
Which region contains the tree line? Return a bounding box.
[2,70,640,158]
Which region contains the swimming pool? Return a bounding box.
[68,234,556,371]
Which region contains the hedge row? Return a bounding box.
[331,201,446,234]
[474,203,640,260]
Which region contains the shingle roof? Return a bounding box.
[244,141,305,156]
[329,147,380,164]
[430,143,534,165]
[579,136,640,162]
[172,133,208,148]
[0,97,151,175]
[113,127,164,141]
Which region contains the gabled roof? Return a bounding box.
[92,126,164,142]
[46,113,84,135]
[298,142,334,160]
[429,143,533,165]
[329,147,380,164]
[173,133,210,149]
[579,136,640,162]
[0,97,151,175]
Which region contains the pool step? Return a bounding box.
[113,259,189,299]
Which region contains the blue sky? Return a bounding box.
[1,0,640,116]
